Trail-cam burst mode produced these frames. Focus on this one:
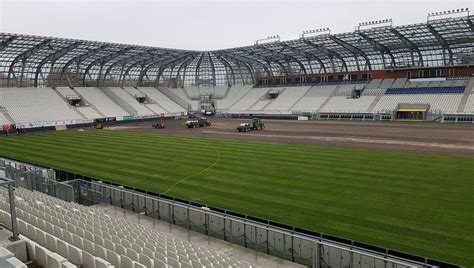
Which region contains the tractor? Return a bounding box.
[237,118,265,132]
[185,117,211,128]
[152,117,165,129]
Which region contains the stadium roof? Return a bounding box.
[0,15,473,88]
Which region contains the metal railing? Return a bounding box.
[73,179,423,268]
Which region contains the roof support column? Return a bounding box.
[426,24,453,65]
[329,36,372,71]
[7,39,52,87]
[34,42,81,87]
[390,28,423,67]
[301,39,347,73]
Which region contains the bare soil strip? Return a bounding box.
[109,118,474,155]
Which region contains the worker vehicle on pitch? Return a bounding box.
[152,117,165,129]
[185,117,211,128]
[236,118,265,132]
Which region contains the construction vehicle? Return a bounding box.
[185,117,211,128]
[152,117,165,129]
[236,118,265,132]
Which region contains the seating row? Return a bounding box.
[0,187,255,268]
[386,86,465,94]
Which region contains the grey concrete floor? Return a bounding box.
[0,228,13,246]
[93,203,306,268]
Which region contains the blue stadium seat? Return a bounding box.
[385,86,465,95]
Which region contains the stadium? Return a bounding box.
[0,3,473,268]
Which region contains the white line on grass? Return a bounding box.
[162,151,221,195]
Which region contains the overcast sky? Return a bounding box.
[1,0,472,50]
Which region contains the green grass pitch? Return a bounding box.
[0,130,472,266]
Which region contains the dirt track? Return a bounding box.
[110,118,474,155]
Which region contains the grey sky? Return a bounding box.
[1,0,472,51]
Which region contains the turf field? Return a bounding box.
[0,130,472,266]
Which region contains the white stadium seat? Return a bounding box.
[0,78,472,125]
[0,187,256,268]
[0,87,84,124]
[74,87,128,118]
[139,87,187,114]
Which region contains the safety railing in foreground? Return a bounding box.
[70,178,440,268]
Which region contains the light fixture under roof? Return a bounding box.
[427,7,470,23]
[299,27,331,39]
[254,35,281,46]
[355,18,393,32]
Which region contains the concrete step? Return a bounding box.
[456,89,471,113]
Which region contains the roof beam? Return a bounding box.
[329,35,371,71]
[216,51,271,78]
[214,54,236,85]
[357,32,396,68]
[259,45,307,75]
[121,55,171,86]
[246,48,289,75]
[136,52,194,86]
[390,28,423,67]
[301,39,347,72]
[466,18,474,32]
[7,39,53,87]
[215,52,256,83]
[154,53,198,88]
[82,47,134,86]
[60,44,108,84]
[34,41,82,87]
[194,53,205,87]
[208,52,217,86]
[158,57,194,87]
[0,36,17,52]
[426,24,453,65]
[103,49,160,86]
[279,42,327,73]
[173,56,197,87]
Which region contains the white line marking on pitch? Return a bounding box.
[162,151,221,194]
[202,131,474,151]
